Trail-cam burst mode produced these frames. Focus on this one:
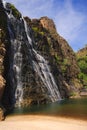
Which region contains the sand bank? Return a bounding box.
[0,115,87,130]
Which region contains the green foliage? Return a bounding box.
[77,56,87,74]
[32,27,45,36]
[10,4,21,19]
[63,59,70,66]
[63,59,68,65]
[78,73,87,84]
[78,59,87,72]
[61,58,70,74]
[77,55,87,87]
[39,31,44,35]
[32,27,38,32]
[70,92,77,97]
[77,55,87,62]
[84,86,87,89]
[61,66,66,74]
[47,37,53,47]
[54,55,60,63]
[78,72,85,79]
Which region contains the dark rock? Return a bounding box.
[0,107,5,121]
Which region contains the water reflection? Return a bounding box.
[11,98,87,120]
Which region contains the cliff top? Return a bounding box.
[40,16,57,33]
[77,47,87,58]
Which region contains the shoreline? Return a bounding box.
[5,112,87,121]
[5,114,87,123]
[0,115,87,130]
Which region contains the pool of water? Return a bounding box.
[10,98,87,120]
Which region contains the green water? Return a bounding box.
[11,98,87,120]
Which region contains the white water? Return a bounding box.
[13,40,23,107]
[3,0,6,8]
[23,18,32,45]
[23,19,61,102]
[3,2,23,106]
[33,50,61,102]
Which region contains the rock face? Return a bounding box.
[0,3,7,102]
[0,1,82,110]
[39,17,80,84]
[77,47,87,58]
[25,16,82,94]
[40,17,57,34]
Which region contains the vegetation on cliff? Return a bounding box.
[5,2,21,19]
[77,47,87,88]
[25,16,82,97]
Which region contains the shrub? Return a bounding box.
[54,55,60,63]
[10,4,21,19]
[70,92,77,97]
[32,27,45,36]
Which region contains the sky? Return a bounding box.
[5,0,87,51]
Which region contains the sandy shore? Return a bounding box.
[0,115,87,130]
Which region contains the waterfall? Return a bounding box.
[32,50,61,102]
[8,20,23,107]
[2,0,61,107]
[3,1,23,106]
[13,40,23,107]
[23,19,61,102]
[2,0,5,7]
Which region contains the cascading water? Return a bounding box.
[3,0,23,106]
[23,19,61,102]
[32,50,61,102]
[2,0,61,107]
[13,40,23,107]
